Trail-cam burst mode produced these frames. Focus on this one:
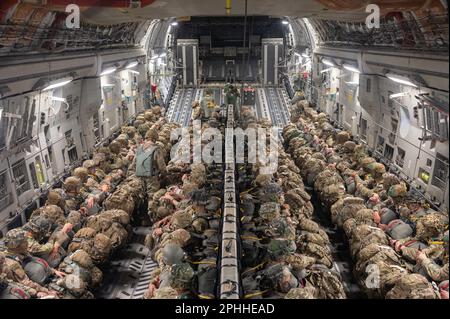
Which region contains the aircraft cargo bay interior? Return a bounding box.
[0,0,449,301]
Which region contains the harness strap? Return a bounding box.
[243,290,268,299]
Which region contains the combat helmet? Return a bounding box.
[192,217,208,234]
[116,134,129,147]
[205,196,221,212]
[92,153,107,166]
[171,209,192,229]
[63,176,81,193]
[83,160,96,170]
[169,263,194,290]
[143,110,154,122]
[46,190,64,209]
[189,188,208,206]
[168,229,191,247]
[109,141,122,155]
[145,127,159,142]
[24,216,52,237]
[73,167,89,182]
[122,126,136,138]
[3,229,27,250]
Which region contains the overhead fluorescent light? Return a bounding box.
[42,77,73,91]
[389,92,409,99]
[345,81,359,85]
[294,52,301,58]
[171,21,178,26]
[343,64,360,73]
[158,53,167,58]
[51,96,67,103]
[51,96,69,112]
[322,59,334,67]
[282,20,289,25]
[302,53,309,58]
[100,67,117,76]
[320,67,333,73]
[386,74,417,87]
[125,61,139,69]
[129,70,140,75]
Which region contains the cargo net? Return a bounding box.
[282,98,448,299]
[310,10,448,52]
[236,106,347,299]
[0,3,145,56]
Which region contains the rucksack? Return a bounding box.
[306,265,346,299]
[386,220,413,239]
[0,282,30,299]
[22,256,52,285]
[136,145,158,177]
[385,273,440,299]
[196,259,217,298]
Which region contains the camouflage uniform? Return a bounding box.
[417,230,449,282]
[134,128,167,196]
[1,229,56,298]
[23,216,58,258]
[62,177,85,211]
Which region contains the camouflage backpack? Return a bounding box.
[86,233,112,264]
[306,265,346,299]
[102,222,129,249]
[299,242,333,268]
[335,198,367,228]
[355,244,401,276]
[351,231,390,258]
[385,273,440,299]
[267,239,297,260]
[258,202,281,221]
[358,260,407,298]
[100,209,130,226]
[299,231,330,247]
[258,264,299,294]
[104,188,135,215]
[415,212,448,242]
[169,263,194,290]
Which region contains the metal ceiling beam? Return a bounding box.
[39,0,156,8]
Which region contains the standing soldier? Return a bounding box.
[135,127,167,197]
[224,84,240,117]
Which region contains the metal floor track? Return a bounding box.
[95,227,158,299]
[166,87,202,127]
